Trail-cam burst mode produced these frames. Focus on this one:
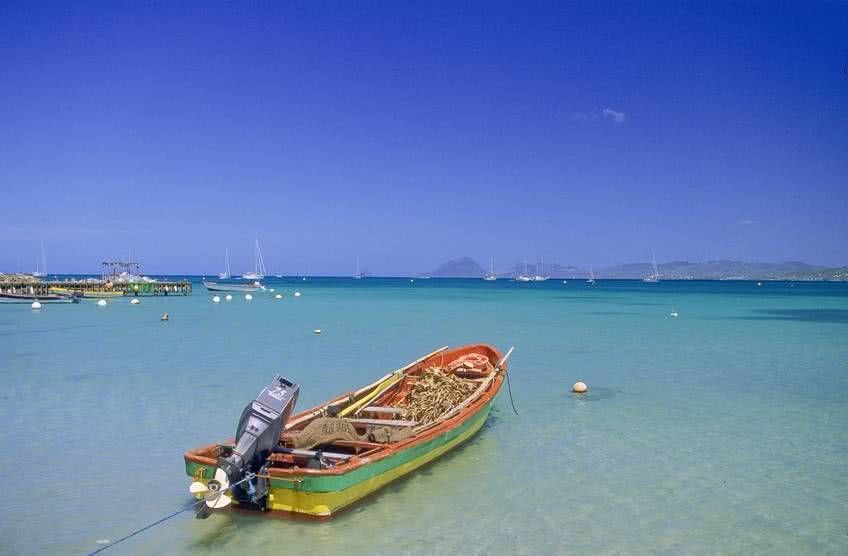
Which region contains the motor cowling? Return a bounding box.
[217,375,299,505]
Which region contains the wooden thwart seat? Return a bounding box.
[275,447,352,461]
[345,418,419,427]
[361,406,405,415]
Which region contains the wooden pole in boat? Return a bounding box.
[286,346,449,428]
[414,346,515,434]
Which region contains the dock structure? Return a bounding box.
[0,261,192,298]
[0,279,192,298]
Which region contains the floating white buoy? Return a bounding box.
[275,294,282,299]
[97,299,107,307]
[212,296,221,303]
[562,280,567,284]
[757,282,762,286]
[269,288,275,292]
[294,291,301,297]
[572,381,588,394]
[161,312,169,321]
[410,279,414,283]
[313,329,322,335]
[31,301,42,309]
[225,294,233,301]
[245,294,253,301]
[670,311,679,317]
[130,298,140,305]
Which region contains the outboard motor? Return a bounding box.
[190,375,299,517]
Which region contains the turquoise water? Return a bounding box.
[1,278,847,555]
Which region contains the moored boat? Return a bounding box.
[202,280,264,293]
[184,344,511,519]
[0,291,79,303]
[50,287,124,298]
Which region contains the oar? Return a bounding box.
[286,346,449,428]
[340,373,405,417]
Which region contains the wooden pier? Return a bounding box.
[1,261,192,298]
[0,279,192,298]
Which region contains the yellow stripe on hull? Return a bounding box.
[266,407,490,517]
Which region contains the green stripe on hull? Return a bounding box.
[272,400,492,492]
[186,400,494,494]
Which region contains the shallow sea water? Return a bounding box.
[1,278,847,555]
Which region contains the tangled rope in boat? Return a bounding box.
[446,353,494,376]
[399,367,475,424]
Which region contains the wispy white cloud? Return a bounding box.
[602,108,626,123]
[572,108,627,124]
[571,111,599,122]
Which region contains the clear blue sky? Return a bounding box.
[1,1,846,275]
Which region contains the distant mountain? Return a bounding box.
[427,257,485,278]
[423,258,847,280]
[596,260,848,280]
[598,260,846,280]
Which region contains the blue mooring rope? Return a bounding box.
[87,500,201,555]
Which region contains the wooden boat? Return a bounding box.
[185,344,509,519]
[50,287,124,298]
[0,292,79,304]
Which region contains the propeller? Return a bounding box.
[189,468,233,518]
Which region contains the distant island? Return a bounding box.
[425,257,486,278]
[423,258,848,281]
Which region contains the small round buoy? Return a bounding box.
[225,294,233,301]
[31,301,42,309]
[130,298,140,305]
[757,282,762,286]
[245,294,253,301]
[410,279,414,283]
[572,381,588,394]
[97,299,107,307]
[313,329,322,335]
[212,295,221,303]
[294,291,301,297]
[161,313,169,321]
[275,294,283,299]
[269,288,275,292]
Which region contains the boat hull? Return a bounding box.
[202,281,261,292]
[185,344,504,518]
[186,398,492,518]
[50,287,123,298]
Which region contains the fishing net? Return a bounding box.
[399,367,475,424]
[292,417,363,449]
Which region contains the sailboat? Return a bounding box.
[642,252,660,283]
[483,257,497,281]
[515,260,532,282]
[241,239,267,280]
[218,248,231,280]
[586,265,596,285]
[31,244,47,278]
[354,257,363,279]
[532,259,549,282]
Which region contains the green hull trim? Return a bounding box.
[186,400,493,494]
